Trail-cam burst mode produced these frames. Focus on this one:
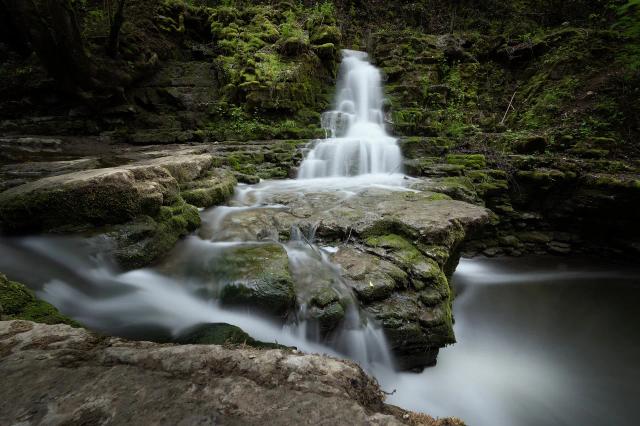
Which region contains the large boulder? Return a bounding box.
[366,292,454,370]
[0,153,236,269]
[210,183,490,249]
[217,244,297,318]
[0,165,179,232]
[332,244,454,370]
[0,321,440,425]
[0,153,217,233]
[310,188,490,248]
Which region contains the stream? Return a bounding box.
[2,236,638,425]
[2,49,639,425]
[379,256,640,425]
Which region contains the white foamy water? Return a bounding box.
[298,50,402,178]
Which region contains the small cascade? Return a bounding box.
[298,50,403,178]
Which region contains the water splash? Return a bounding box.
[298,50,402,178]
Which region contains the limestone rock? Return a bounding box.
[0,154,218,233]
[0,165,178,232]
[217,244,297,318]
[180,168,237,208]
[0,320,418,425]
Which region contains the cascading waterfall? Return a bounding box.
[298,50,403,178]
[0,50,401,374]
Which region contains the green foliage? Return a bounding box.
[615,0,640,70]
[194,1,340,139]
[279,10,306,40]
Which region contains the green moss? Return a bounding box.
[445,154,487,169]
[177,323,286,349]
[198,1,340,139]
[114,199,200,269]
[365,234,450,292]
[0,274,79,326]
[181,170,237,208]
[217,244,296,318]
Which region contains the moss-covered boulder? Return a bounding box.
[0,274,79,326]
[180,168,237,208]
[113,199,201,269]
[0,154,216,233]
[333,247,407,302]
[218,244,296,318]
[366,292,454,370]
[331,241,455,370]
[306,287,345,335]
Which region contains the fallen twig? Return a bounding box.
[500,90,517,125]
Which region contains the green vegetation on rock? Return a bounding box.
[176,322,287,349]
[217,244,297,318]
[0,274,79,326]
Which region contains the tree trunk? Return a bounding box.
[107,0,127,58]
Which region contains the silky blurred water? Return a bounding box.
[379,256,640,426]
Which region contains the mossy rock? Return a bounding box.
[365,292,454,370]
[445,154,487,169]
[310,25,341,45]
[0,274,79,326]
[516,169,573,187]
[218,244,296,318]
[113,199,201,269]
[365,234,450,292]
[513,135,548,154]
[181,168,237,208]
[176,322,287,349]
[278,36,309,57]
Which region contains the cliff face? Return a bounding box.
[1,1,637,152]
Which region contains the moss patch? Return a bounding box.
[0,274,79,326]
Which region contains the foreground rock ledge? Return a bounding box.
[0,321,461,426]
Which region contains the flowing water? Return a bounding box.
[298,49,402,178]
[2,49,639,424]
[0,49,404,369]
[379,256,640,426]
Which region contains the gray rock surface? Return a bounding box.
[0,320,436,425]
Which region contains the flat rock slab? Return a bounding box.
[0,154,219,232]
[0,320,419,425]
[217,184,490,248]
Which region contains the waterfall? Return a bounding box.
[297,50,403,179]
